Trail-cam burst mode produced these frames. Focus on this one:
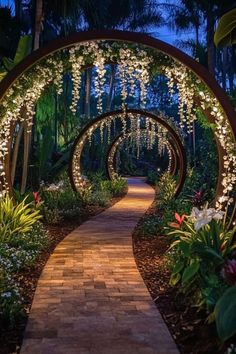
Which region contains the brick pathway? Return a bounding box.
[21,178,179,354]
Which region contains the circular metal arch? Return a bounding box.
[0,30,235,222]
[106,131,179,180]
[69,109,187,197]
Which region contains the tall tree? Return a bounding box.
[162,0,236,75]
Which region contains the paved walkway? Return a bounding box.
[21,178,179,354]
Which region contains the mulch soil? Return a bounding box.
[133,203,235,354]
[0,194,125,354]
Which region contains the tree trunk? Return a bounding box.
[20,0,43,192]
[221,48,228,91]
[21,121,32,194]
[206,13,215,76]
[33,0,43,50]
[14,0,22,21]
[195,24,199,52]
[228,47,235,95]
[11,123,24,185]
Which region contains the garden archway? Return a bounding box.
[106,131,179,180]
[0,30,235,221]
[69,109,187,197]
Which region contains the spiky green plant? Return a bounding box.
[0,196,41,243]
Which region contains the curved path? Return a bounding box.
[21,178,179,354]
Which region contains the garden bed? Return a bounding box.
[0,193,126,354]
[133,204,235,354]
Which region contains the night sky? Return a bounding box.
[0,0,201,48]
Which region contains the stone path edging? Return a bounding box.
[21,178,179,354]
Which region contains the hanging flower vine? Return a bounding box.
[0,38,234,220]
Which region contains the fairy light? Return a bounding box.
[0,39,234,217]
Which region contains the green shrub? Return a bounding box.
[89,190,112,207]
[156,172,176,209]
[0,196,41,243]
[88,171,106,185]
[40,185,82,211]
[78,185,93,205]
[214,286,236,342]
[0,269,22,326]
[146,171,159,185]
[99,180,112,192]
[91,190,112,207]
[110,177,127,197]
[0,220,48,325]
[167,208,236,313]
[137,216,162,237]
[39,177,83,222]
[41,206,62,224]
[61,206,81,219]
[0,222,48,271]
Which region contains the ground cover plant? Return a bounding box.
[0,196,48,327]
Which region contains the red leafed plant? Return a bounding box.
[33,191,41,206]
[169,212,187,229]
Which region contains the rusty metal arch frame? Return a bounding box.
[106,131,179,180]
[0,30,234,220]
[69,109,187,197]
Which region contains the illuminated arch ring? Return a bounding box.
[0,30,235,222]
[106,131,179,179]
[69,109,187,197]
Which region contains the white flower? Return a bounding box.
[190,206,224,231]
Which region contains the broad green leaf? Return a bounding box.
[0,68,7,81]
[214,8,236,47]
[2,57,14,71]
[1,35,32,74]
[172,262,184,275]
[14,35,32,65]
[179,241,190,257]
[214,286,236,342]
[182,261,200,283]
[170,272,181,286]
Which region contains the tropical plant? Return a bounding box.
[1,35,32,74]
[110,177,127,197]
[89,190,111,207]
[156,172,176,209]
[214,286,236,342]
[0,268,22,325]
[137,215,162,237]
[214,8,236,47]
[167,207,236,311]
[78,185,93,206]
[0,196,41,243]
[146,170,159,185]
